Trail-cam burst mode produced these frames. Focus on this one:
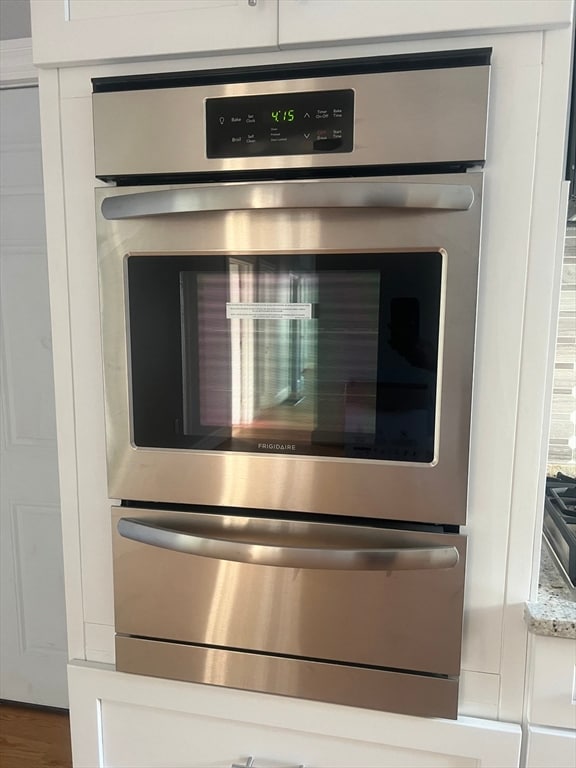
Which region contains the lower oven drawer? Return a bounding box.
[112,507,466,678]
[115,635,460,720]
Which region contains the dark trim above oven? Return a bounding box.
[92,48,492,94]
[105,161,483,187]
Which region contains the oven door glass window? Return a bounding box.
[127,252,442,462]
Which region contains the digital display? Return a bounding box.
[206,89,354,159]
[271,110,295,123]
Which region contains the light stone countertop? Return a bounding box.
[524,543,576,639]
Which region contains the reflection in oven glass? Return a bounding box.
[128,252,441,462]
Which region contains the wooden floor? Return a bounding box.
[0,702,72,768]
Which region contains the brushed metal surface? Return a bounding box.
[115,635,460,719]
[112,507,467,675]
[93,66,489,177]
[97,172,482,525]
[101,181,475,220]
[117,515,460,570]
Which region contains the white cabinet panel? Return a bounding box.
[102,700,478,768]
[279,0,573,49]
[69,0,237,21]
[68,663,522,768]
[525,725,576,768]
[84,622,115,664]
[30,0,278,67]
[528,634,576,731]
[0,86,67,708]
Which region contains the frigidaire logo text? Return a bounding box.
[257,443,297,451]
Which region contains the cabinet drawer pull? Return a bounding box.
[231,759,305,768]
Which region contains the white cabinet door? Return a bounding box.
[31,0,278,67]
[69,663,522,768]
[278,0,573,49]
[0,87,67,707]
[527,635,576,730]
[525,725,576,768]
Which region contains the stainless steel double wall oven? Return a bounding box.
[93,49,490,719]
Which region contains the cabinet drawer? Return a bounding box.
[69,663,522,768]
[100,700,483,768]
[528,634,576,729]
[113,508,466,677]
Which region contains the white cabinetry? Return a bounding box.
[278,0,573,49]
[30,1,574,69]
[68,663,522,768]
[525,726,576,768]
[30,0,278,67]
[524,634,576,768]
[527,634,576,731]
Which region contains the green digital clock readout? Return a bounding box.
[271,109,295,123]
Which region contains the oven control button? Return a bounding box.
[313,138,343,151]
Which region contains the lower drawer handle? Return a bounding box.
[231,759,305,768]
[118,517,459,571]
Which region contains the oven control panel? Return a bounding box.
[205,89,354,159]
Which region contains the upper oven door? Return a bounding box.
[97,174,482,524]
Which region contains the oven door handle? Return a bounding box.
[117,517,459,571]
[101,181,475,220]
